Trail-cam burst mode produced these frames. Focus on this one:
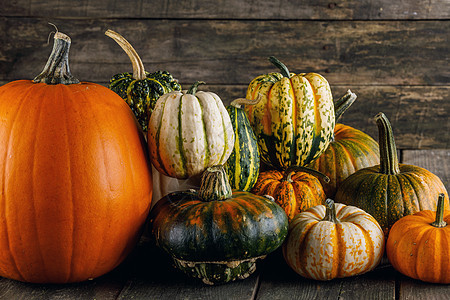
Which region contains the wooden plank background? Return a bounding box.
[1,1,449,152]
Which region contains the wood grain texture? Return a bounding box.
[398,274,450,300]
[115,242,259,300]
[402,149,450,192]
[2,0,449,20]
[0,18,448,87]
[256,251,396,300]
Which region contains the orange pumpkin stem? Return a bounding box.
[33,31,80,85]
[375,112,400,175]
[323,199,339,223]
[105,29,147,81]
[282,165,330,183]
[431,193,447,228]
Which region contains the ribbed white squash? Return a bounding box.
[283,199,384,281]
[148,82,235,179]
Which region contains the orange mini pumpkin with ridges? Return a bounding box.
[0,32,152,283]
[251,166,327,221]
[387,193,450,284]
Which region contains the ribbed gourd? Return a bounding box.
[148,82,235,179]
[105,30,181,132]
[149,165,288,285]
[335,112,449,235]
[0,31,152,283]
[225,97,260,191]
[244,56,335,170]
[307,90,380,197]
[252,166,327,222]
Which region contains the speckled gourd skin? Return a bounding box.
[244,57,335,170]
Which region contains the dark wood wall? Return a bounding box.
[1,0,449,153]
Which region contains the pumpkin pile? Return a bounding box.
[0,28,448,286]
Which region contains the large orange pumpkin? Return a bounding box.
[0,32,152,283]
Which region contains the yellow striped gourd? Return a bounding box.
[245,56,335,170]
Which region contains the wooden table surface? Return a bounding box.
[0,149,448,300]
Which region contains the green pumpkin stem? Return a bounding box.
[269,56,290,78]
[33,31,80,85]
[283,165,330,183]
[198,165,232,201]
[334,90,357,122]
[375,112,400,175]
[187,81,206,95]
[431,193,447,228]
[323,199,340,223]
[105,29,146,81]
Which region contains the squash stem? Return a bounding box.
[375,112,400,175]
[431,193,447,228]
[33,31,80,85]
[230,93,263,109]
[269,56,290,78]
[282,165,330,183]
[198,165,232,201]
[323,199,340,223]
[187,81,206,95]
[334,90,357,122]
[105,29,146,81]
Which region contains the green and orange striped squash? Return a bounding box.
[335,112,449,235]
[244,56,335,170]
[307,90,380,197]
[149,165,288,285]
[283,199,385,280]
[225,97,260,191]
[105,30,181,132]
[148,82,234,179]
[252,166,327,222]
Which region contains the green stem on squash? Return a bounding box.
[269,56,290,78]
[323,199,340,223]
[431,193,447,228]
[187,81,206,95]
[105,29,146,81]
[334,90,357,122]
[198,165,232,202]
[282,165,330,184]
[375,112,400,175]
[33,31,80,85]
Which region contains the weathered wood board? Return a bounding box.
[3,0,449,20]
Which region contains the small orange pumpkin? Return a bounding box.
[251,166,327,221]
[387,193,450,284]
[0,31,152,283]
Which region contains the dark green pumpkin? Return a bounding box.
[225,98,260,191]
[105,30,181,132]
[335,112,449,235]
[149,165,288,285]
